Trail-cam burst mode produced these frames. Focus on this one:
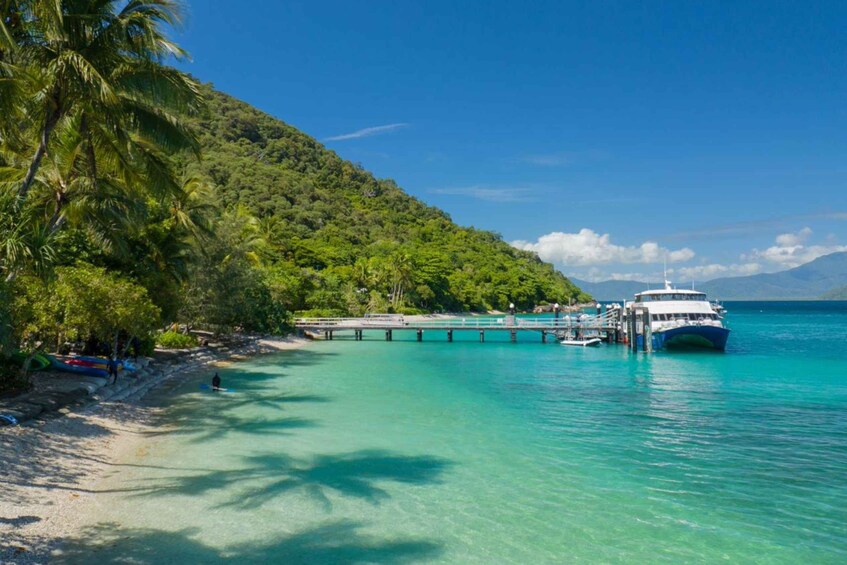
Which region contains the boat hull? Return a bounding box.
[653,325,730,351]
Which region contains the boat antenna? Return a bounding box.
[663,256,672,290]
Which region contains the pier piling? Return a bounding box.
[417,329,423,342]
[479,330,485,343]
[447,330,453,342]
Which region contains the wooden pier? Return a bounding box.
[294,311,624,344]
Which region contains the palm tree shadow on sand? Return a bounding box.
[51,520,444,564]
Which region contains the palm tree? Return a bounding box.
[4,0,201,204]
[170,175,215,239]
[0,1,203,284]
[0,191,54,280]
[389,251,413,308]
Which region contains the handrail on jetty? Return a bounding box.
[294,311,621,331]
[294,311,624,343]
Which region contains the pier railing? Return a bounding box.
[294,311,621,331]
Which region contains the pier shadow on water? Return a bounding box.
[53,520,443,564]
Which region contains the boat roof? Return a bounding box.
[634,281,707,297]
[635,288,706,296]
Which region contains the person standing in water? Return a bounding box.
[212,372,221,391]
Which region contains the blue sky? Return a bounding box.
[176,0,847,282]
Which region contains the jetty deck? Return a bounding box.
[294,311,623,343]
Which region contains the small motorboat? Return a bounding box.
[560,337,602,347]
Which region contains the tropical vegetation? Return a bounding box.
[0,0,588,389]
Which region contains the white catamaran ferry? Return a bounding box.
[629,281,730,351]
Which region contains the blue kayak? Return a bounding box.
[0,414,19,426]
[47,355,109,378]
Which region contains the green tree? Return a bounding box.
[5,0,200,205]
[10,264,159,359]
[52,264,160,358]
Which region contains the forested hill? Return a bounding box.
[185,87,589,314]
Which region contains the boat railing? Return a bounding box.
[655,318,724,330]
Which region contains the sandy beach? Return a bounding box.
[0,336,309,564]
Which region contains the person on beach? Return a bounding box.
[130,336,140,361]
[212,372,221,391]
[107,358,119,384]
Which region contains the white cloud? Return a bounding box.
[606,271,654,281]
[512,229,695,266]
[670,262,762,281]
[431,186,535,202]
[572,268,652,283]
[774,227,812,247]
[522,152,576,167]
[324,123,409,141]
[665,212,847,242]
[745,227,847,268]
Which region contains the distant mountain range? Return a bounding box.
[573,252,847,301]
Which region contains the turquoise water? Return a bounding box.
[63,303,847,563]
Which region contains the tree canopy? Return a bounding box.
[182,87,590,315]
[0,1,589,388]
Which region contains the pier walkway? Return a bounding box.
[294,311,623,343]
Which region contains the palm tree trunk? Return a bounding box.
[18,107,60,201]
[81,113,98,186]
[120,335,135,358]
[47,210,66,235]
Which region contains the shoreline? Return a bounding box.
[0,335,310,564]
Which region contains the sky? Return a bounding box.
[175,0,847,282]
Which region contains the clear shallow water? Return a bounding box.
[63,303,847,563]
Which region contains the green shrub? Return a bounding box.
[156,331,198,349]
[136,335,156,356]
[397,306,425,315]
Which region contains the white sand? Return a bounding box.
[0,335,310,564]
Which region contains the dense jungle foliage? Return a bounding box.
[182,88,590,317]
[0,0,587,387]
